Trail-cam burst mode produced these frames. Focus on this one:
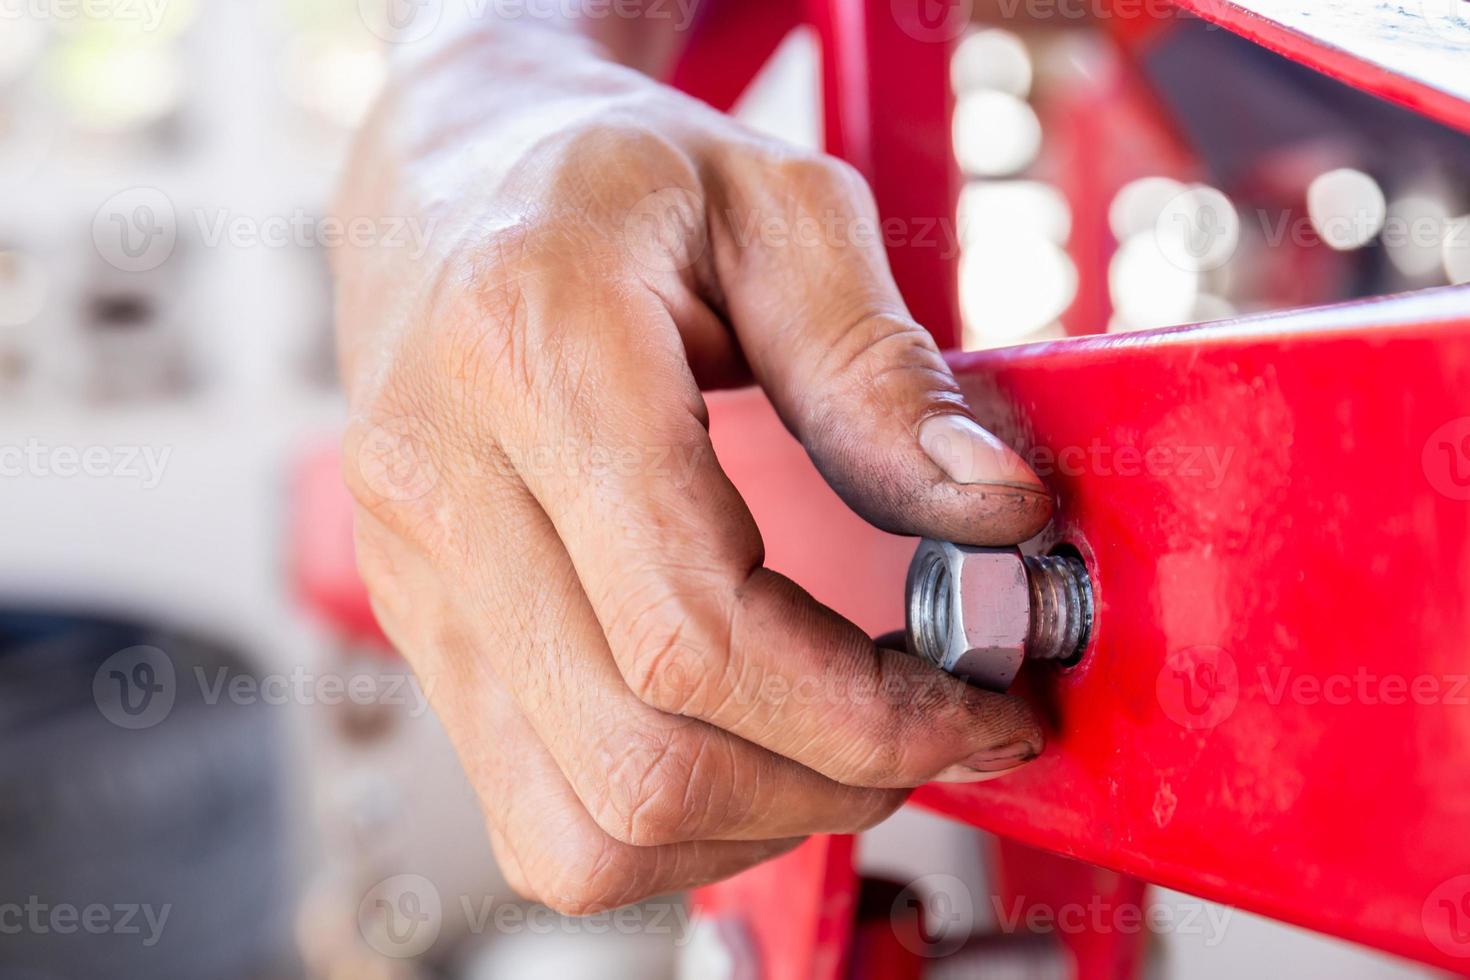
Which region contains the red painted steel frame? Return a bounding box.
[914,288,1470,974]
[803,0,964,348]
[990,841,1152,980]
[697,287,1470,976]
[1171,0,1470,136]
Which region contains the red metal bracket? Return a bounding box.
[694,286,1470,975]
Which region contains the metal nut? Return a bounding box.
[905,540,1031,691]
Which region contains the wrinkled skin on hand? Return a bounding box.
[332,24,1053,915]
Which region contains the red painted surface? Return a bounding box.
[929,288,1470,974]
[991,839,1151,980]
[848,877,928,980]
[291,443,385,647]
[806,0,963,348]
[691,836,859,980]
[1170,0,1470,135]
[669,0,799,113]
[704,288,1470,977]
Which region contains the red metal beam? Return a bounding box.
[668,0,801,113]
[1171,0,1470,135]
[690,835,858,980]
[907,285,1470,972]
[807,0,963,348]
[704,285,1470,974]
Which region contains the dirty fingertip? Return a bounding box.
[933,738,1043,783]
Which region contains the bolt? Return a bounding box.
[1023,552,1094,663]
[905,540,1094,691]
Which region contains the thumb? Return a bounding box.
[709,153,1052,545]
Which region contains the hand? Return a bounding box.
[332,24,1053,915]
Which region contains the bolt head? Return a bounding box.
[906,540,1030,691]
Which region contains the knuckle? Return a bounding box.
[453,229,630,424]
[445,234,545,396]
[545,121,697,199]
[770,151,864,202]
[823,312,946,393]
[606,578,733,717]
[341,406,449,532]
[797,312,954,446]
[590,726,717,846]
[347,520,426,637]
[626,630,708,715]
[537,830,646,916]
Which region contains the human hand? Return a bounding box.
[333,24,1052,915]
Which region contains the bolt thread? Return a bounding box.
[909,551,954,668]
[1023,554,1094,662]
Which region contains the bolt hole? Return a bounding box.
[1047,542,1094,668]
[911,553,952,668]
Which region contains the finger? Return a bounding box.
[492,283,1043,789]
[433,464,909,845]
[349,511,811,906]
[480,696,805,915]
[706,147,1052,546]
[382,570,805,912]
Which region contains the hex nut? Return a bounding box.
[905,540,1031,691]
